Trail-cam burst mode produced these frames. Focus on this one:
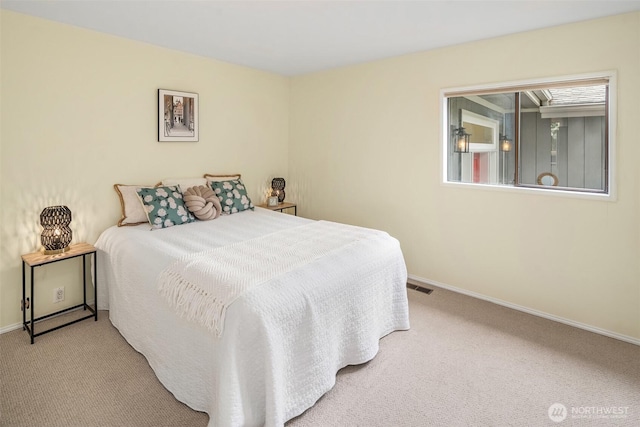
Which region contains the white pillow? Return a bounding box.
[114,184,154,226]
[161,177,207,193]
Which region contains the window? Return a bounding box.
[443,73,614,195]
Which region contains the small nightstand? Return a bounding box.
[258,202,297,216]
[21,243,97,344]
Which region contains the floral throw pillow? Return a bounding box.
[136,186,195,229]
[209,179,254,215]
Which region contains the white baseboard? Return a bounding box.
[408,274,640,347]
[0,300,97,335]
[5,280,638,347]
[0,322,23,334]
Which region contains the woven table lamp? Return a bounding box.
[40,206,72,254]
[271,177,286,203]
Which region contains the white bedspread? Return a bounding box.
[95,208,410,426]
[159,220,395,337]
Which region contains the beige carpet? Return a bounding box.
[1,286,639,426]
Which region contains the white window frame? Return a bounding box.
[440,71,617,201]
[461,109,499,152]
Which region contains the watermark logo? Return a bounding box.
[548,403,630,422]
[548,403,568,423]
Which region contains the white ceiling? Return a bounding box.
[3,0,640,76]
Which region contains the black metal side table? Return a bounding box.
[21,242,97,344]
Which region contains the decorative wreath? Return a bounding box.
[183,185,222,220]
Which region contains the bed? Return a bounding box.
[95,206,410,426]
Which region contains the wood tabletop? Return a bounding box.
[22,242,96,267]
[258,202,297,211]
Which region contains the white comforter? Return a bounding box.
[95,208,410,426]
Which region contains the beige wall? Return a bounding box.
[2,10,638,342]
[290,13,640,341]
[0,11,289,329]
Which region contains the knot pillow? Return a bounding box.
[183,185,222,220]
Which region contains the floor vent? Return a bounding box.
[406,283,433,294]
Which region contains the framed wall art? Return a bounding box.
[158,89,199,142]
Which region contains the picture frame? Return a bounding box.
[158,89,199,142]
[267,196,279,207]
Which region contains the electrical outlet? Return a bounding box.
[53,287,65,303]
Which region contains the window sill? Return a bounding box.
[441,180,615,202]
